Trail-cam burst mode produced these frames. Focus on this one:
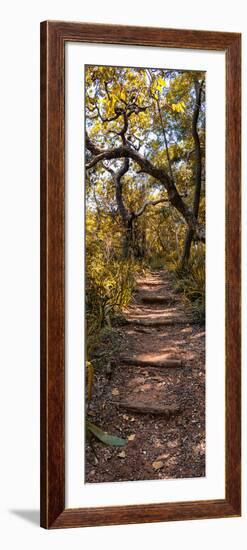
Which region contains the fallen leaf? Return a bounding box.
[111,388,119,396]
[86,421,127,447]
[128,377,145,386]
[140,383,152,392]
[118,450,126,458]
[154,439,163,448]
[167,441,177,448]
[152,460,164,470]
[122,414,129,420]
[128,434,136,441]
[157,453,169,460]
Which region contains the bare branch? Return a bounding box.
[135,198,168,217]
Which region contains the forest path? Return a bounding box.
[86,270,205,483]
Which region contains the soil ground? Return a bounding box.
[86,269,205,483]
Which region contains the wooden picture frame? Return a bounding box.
[40,20,241,529]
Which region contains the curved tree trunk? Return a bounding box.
[104,159,168,260]
[86,133,206,243]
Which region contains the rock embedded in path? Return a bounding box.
[115,400,181,416]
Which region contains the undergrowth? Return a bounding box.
[149,244,205,324]
[173,244,205,324]
[86,257,145,359]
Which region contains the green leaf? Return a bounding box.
[86,420,127,446]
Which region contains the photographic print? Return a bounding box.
[41,21,241,528]
[85,64,206,483]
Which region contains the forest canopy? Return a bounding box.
[85,65,206,353]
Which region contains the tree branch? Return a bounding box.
[135,198,168,217]
[155,94,175,184]
[86,133,170,183]
[102,157,130,224]
[85,133,205,242]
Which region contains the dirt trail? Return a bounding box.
[86,270,205,483]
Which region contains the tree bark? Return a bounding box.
[103,159,171,259]
[180,79,204,269]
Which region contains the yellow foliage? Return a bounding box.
[85,64,206,348]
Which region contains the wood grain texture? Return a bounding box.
[40,21,65,528]
[225,34,241,512]
[40,20,241,529]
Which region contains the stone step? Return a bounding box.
[126,317,190,327]
[136,282,168,288]
[120,353,183,368]
[141,295,176,305]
